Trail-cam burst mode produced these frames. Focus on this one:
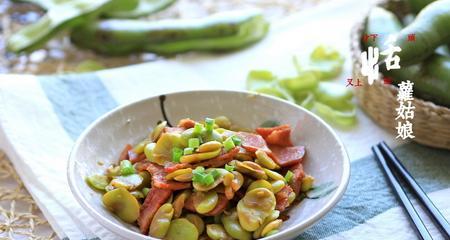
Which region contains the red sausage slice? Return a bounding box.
[289,163,305,195]
[146,163,191,190]
[275,185,294,212]
[138,188,172,234]
[192,147,239,168]
[269,145,305,167]
[236,132,271,153]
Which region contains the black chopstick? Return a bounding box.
[371,145,433,240]
[379,142,450,237]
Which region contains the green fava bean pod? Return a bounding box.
[392,0,450,66]
[7,0,113,53]
[104,0,177,18]
[70,10,269,55]
[149,203,174,238]
[365,7,403,49]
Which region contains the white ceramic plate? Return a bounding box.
[68,90,350,240]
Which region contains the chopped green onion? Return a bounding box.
[211,169,220,179]
[142,187,150,196]
[192,167,219,186]
[225,164,235,172]
[223,137,236,152]
[285,170,294,183]
[188,138,200,148]
[120,160,135,175]
[203,174,215,185]
[184,147,194,155]
[205,118,215,132]
[172,147,183,163]
[231,136,242,146]
[193,123,204,135]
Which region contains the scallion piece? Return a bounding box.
[231,136,242,146]
[203,174,215,185]
[184,147,194,155]
[120,160,135,175]
[205,117,215,133]
[188,138,200,148]
[193,123,204,135]
[225,164,235,172]
[172,147,183,163]
[223,137,236,152]
[285,170,294,183]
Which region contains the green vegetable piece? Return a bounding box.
[165,218,199,240]
[149,203,174,238]
[206,224,230,240]
[86,174,109,191]
[306,181,337,199]
[225,164,235,172]
[172,147,183,163]
[279,71,318,93]
[130,190,144,199]
[102,188,140,223]
[120,160,135,175]
[205,117,215,133]
[71,10,269,55]
[7,0,112,53]
[294,46,345,81]
[184,147,194,155]
[223,136,236,152]
[188,138,200,148]
[365,7,402,50]
[284,170,294,183]
[314,101,357,127]
[314,82,353,110]
[231,136,242,146]
[193,123,204,136]
[104,0,176,18]
[391,0,450,66]
[152,132,185,164]
[221,211,251,240]
[247,70,295,102]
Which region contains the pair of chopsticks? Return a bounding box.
[372,142,450,240]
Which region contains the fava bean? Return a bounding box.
[149,203,174,238]
[206,224,231,240]
[255,150,279,170]
[186,213,205,235]
[165,218,199,240]
[271,180,286,194]
[102,188,140,223]
[86,174,109,191]
[247,180,273,192]
[235,161,267,180]
[193,191,219,214]
[172,190,191,218]
[110,173,143,191]
[237,188,276,231]
[221,211,251,240]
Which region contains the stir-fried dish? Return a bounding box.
[86,116,314,240]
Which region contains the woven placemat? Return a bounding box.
[0,151,56,240]
[0,0,322,74]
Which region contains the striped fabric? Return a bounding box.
[0,0,449,239]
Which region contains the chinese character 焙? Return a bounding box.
[360,46,379,85]
[396,121,415,139]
